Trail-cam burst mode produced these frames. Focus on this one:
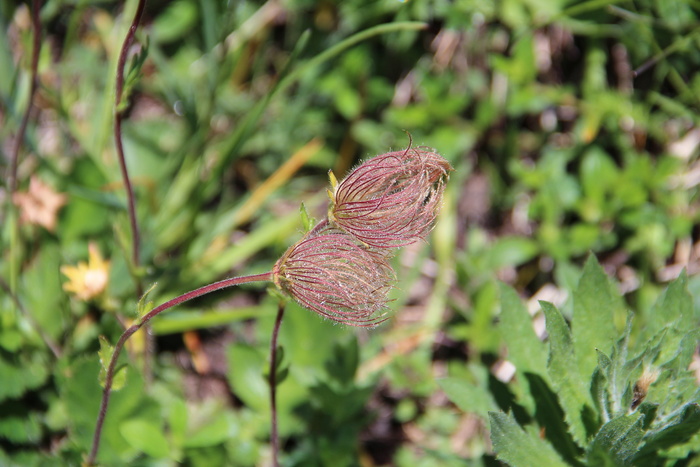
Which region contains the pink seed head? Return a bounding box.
[329,146,452,248]
[272,222,394,327]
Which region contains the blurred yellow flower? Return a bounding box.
[61,243,110,301]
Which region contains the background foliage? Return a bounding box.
[2,0,700,465]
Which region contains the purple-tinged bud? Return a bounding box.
[272,221,394,326]
[328,146,452,248]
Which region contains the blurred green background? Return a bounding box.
[2,0,700,465]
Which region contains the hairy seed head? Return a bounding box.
[328,146,452,248]
[272,221,394,326]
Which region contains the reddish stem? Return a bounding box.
[114,0,145,270]
[113,0,148,381]
[8,0,41,194]
[269,302,286,467]
[87,272,273,465]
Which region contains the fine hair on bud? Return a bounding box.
[329,146,452,248]
[272,221,394,326]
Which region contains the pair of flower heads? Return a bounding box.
[272,145,452,327]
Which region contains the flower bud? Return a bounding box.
[328,146,452,248]
[272,221,394,326]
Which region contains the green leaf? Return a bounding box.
[646,272,693,365]
[119,38,150,112]
[183,407,234,448]
[0,353,49,402]
[489,411,569,467]
[152,0,199,43]
[120,418,170,459]
[524,373,583,463]
[326,337,359,385]
[264,345,289,386]
[59,356,158,462]
[587,412,645,466]
[635,403,700,458]
[591,350,612,420]
[498,283,551,414]
[669,328,700,373]
[572,255,622,380]
[498,283,548,377]
[168,397,188,448]
[20,242,68,343]
[299,202,316,232]
[438,377,497,420]
[98,336,115,371]
[227,344,269,412]
[97,336,127,390]
[137,282,158,319]
[542,300,595,445]
[0,414,42,443]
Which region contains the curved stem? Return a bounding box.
[269,301,286,467]
[113,0,150,384]
[114,0,145,270]
[8,0,41,194]
[87,272,273,466]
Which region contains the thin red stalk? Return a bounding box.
[113,0,149,382]
[269,302,285,467]
[87,272,272,466]
[8,0,41,194]
[114,0,145,269]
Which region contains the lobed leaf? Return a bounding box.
[572,256,623,382]
[541,300,595,445]
[489,411,569,467]
[587,412,645,466]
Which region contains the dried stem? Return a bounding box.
[86,272,273,466]
[269,302,286,467]
[8,0,41,194]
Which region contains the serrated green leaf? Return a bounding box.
[98,336,115,371]
[498,283,548,377]
[112,364,128,391]
[524,372,583,463]
[587,412,645,466]
[137,282,158,319]
[572,256,622,381]
[592,350,612,421]
[498,283,552,415]
[120,418,170,459]
[438,377,497,419]
[635,403,700,458]
[98,362,128,391]
[671,328,700,372]
[648,272,691,337]
[605,314,638,416]
[541,300,595,445]
[489,411,569,467]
